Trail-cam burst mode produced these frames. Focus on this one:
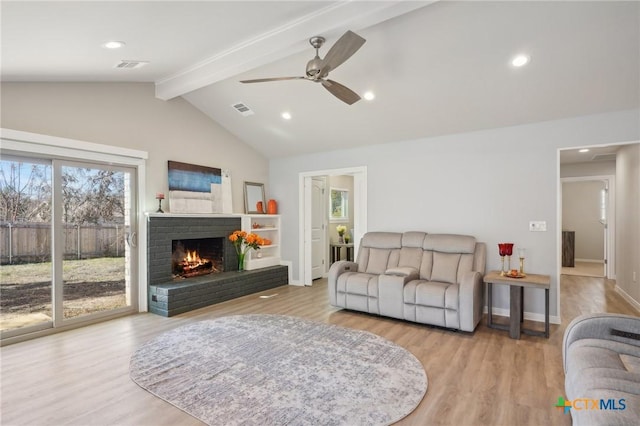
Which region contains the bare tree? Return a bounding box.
[0,162,51,222]
[1,161,125,225]
[62,168,125,224]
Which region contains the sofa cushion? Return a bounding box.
[337,272,379,297]
[423,234,476,254]
[398,247,423,270]
[431,252,461,285]
[365,248,395,274]
[361,232,402,249]
[402,231,427,247]
[356,232,402,274]
[403,280,459,310]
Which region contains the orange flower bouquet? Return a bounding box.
[229,230,264,271]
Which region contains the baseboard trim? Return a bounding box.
[615,285,640,313]
[574,258,605,264]
[483,306,560,325]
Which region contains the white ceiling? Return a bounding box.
[2,1,639,160]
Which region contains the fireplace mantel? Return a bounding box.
[145,212,241,219]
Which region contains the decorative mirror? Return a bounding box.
[244,181,266,214]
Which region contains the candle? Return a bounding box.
[156,193,165,199]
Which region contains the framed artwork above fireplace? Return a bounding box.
[167,161,232,214]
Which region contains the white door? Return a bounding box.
[311,177,326,280]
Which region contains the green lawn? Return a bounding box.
[1,257,125,285]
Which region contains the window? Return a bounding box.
[330,187,348,222]
[600,188,607,224]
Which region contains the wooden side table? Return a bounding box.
[484,270,550,339]
[330,243,354,264]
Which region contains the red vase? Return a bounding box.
[267,199,278,214]
[256,201,264,213]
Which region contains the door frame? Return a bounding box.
[560,175,615,279]
[310,176,328,279]
[299,166,367,286]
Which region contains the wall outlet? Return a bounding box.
[529,220,547,232]
[634,271,637,282]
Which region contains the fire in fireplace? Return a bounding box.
[172,238,224,278]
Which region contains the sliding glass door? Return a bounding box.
[57,161,136,323]
[1,156,138,338]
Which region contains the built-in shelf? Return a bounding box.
[241,214,281,270]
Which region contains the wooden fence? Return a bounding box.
[0,222,126,264]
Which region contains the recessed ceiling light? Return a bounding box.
[511,54,530,67]
[281,112,292,120]
[363,91,375,101]
[579,148,590,153]
[102,41,126,49]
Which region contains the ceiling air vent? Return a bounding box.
[591,153,617,162]
[114,60,149,69]
[231,102,254,117]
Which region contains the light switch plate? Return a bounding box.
[529,221,547,232]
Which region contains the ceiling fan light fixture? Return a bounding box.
[281,112,292,120]
[363,91,375,101]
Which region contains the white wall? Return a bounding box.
[270,109,640,318]
[562,181,606,260]
[0,82,269,214]
[616,144,640,306]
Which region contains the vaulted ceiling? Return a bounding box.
[2,1,639,159]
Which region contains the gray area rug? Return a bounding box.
[130,314,427,425]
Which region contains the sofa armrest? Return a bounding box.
[458,271,484,332]
[562,313,640,373]
[328,261,358,305]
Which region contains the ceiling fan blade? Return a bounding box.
[321,79,361,105]
[318,30,366,76]
[240,76,305,83]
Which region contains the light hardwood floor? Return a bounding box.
[1,275,638,426]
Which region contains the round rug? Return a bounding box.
[130,314,427,425]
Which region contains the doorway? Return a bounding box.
[299,167,367,286]
[560,176,614,278]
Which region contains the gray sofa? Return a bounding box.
[328,231,486,332]
[563,313,640,425]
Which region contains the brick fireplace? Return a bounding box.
[146,214,287,316]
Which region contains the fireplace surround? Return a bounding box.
[148,215,239,285]
[147,214,288,316]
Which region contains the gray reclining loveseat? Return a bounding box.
[328,231,486,332]
[563,313,640,425]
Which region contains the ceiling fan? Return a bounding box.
[240,30,366,105]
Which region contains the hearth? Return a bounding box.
[172,238,223,278]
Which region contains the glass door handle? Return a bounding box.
[126,231,138,248]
